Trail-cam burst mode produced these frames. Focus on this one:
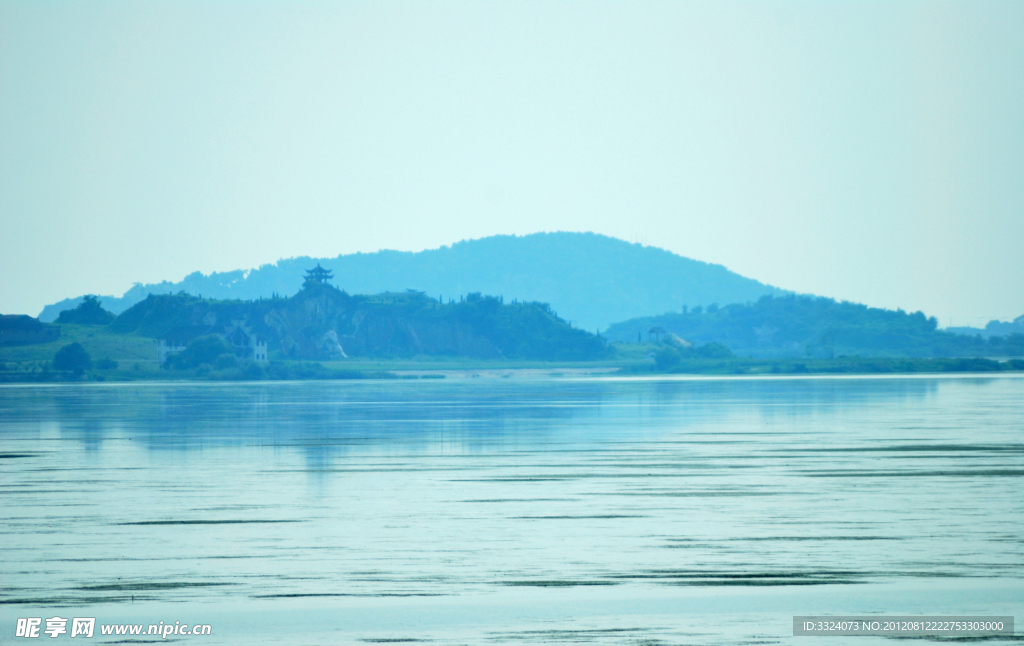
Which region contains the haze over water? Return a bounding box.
[2,375,1022,644]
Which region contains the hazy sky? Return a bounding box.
[2,1,1022,326]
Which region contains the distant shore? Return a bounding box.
[1,355,1021,384]
[3,324,1021,384]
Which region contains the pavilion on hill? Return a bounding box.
[303,264,334,288]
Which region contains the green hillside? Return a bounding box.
[604,295,1024,358]
[112,284,609,361]
[0,324,157,367]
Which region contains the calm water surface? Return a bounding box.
[1,375,1022,644]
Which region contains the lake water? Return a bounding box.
[1,375,1022,644]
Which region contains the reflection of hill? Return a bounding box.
[0,377,942,462]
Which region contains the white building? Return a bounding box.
[223,320,268,364]
[157,337,191,364]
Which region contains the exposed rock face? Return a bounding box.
[663,333,692,349]
[309,329,347,359]
[259,285,512,360]
[262,289,354,359]
[339,311,502,359]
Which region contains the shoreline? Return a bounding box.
[1,360,1022,385]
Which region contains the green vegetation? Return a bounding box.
[0,314,60,345]
[112,286,610,361]
[0,324,156,369]
[53,342,91,375]
[2,342,1021,384]
[164,336,235,370]
[606,295,1024,358]
[3,286,614,382]
[55,295,115,325]
[654,341,734,371]
[6,282,1023,383]
[620,351,1024,376]
[0,359,393,384]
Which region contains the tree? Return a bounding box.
[691,342,734,359]
[55,295,116,325]
[165,336,234,369]
[53,343,92,375]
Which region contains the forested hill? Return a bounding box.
[111,285,609,361]
[946,314,1024,339]
[604,295,1024,358]
[41,232,785,331]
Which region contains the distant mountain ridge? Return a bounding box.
[39,232,786,331]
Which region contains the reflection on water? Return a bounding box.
[1,376,1022,644]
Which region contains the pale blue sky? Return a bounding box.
[2,1,1022,326]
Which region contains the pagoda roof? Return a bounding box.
[305,263,333,276]
[303,264,334,286]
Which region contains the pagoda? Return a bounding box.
[303,264,334,288]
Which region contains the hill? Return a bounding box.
[40,232,785,331]
[55,295,116,325]
[111,284,609,361]
[0,315,61,346]
[604,295,1024,358]
[946,314,1024,339]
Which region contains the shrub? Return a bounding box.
[214,354,239,370]
[241,362,264,380]
[165,336,235,370]
[654,345,684,371]
[691,342,734,359]
[53,343,92,374]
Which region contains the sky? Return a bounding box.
[2,1,1022,327]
